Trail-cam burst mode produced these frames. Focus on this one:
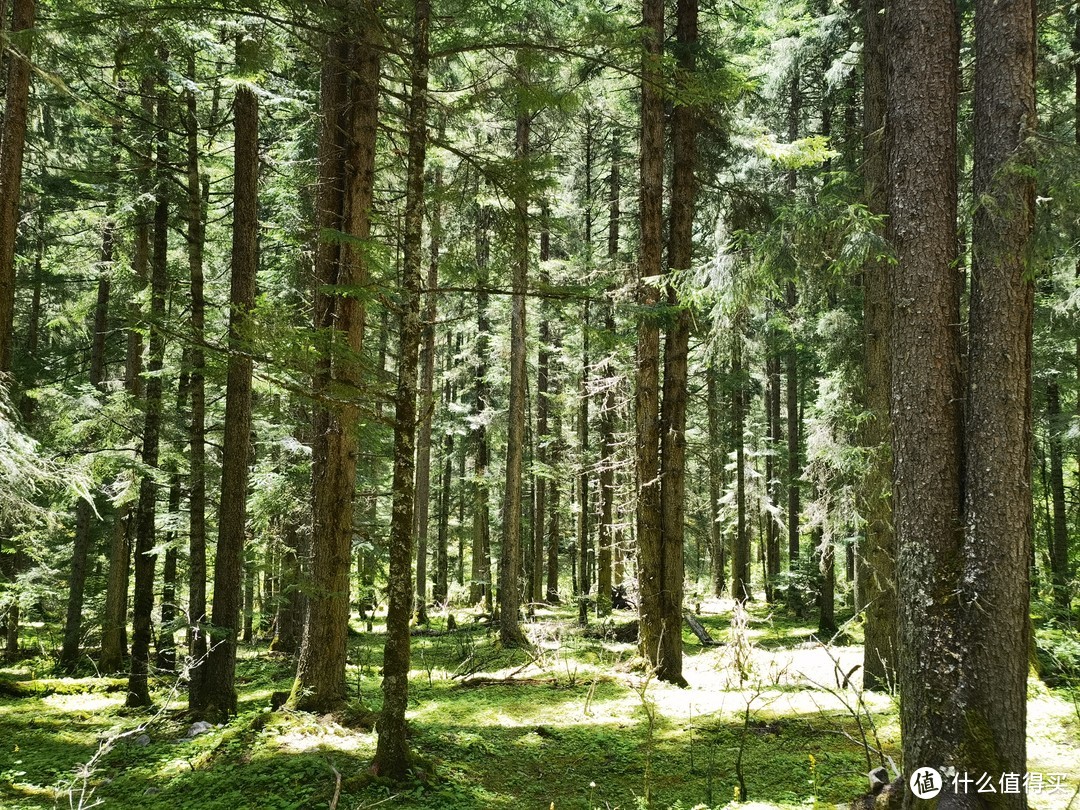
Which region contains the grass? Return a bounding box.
[1,597,1078,810]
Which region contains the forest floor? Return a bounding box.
[2,597,1079,810]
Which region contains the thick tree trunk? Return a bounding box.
[292,25,378,712]
[127,67,170,708]
[960,0,1036,792]
[635,0,677,683]
[374,0,427,776]
[0,0,34,373]
[886,0,963,786]
[859,0,897,692]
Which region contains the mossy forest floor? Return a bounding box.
[2,597,1079,810]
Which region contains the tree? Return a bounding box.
[859,0,897,691]
[374,0,429,777]
[498,50,532,649]
[203,32,260,719]
[635,0,677,685]
[885,0,963,782]
[290,14,379,712]
[127,60,171,708]
[959,0,1036,789]
[0,0,34,374]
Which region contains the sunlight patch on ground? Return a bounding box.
[273,713,374,754]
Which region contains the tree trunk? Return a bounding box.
[127,65,170,708]
[157,476,181,673]
[60,187,115,670]
[374,0,427,776]
[0,0,34,373]
[707,365,726,597]
[413,157,442,625]
[886,0,963,785]
[765,324,782,602]
[533,211,551,609]
[731,327,750,603]
[203,38,259,719]
[499,73,530,648]
[291,23,378,712]
[547,358,563,604]
[434,330,453,605]
[635,0,676,684]
[859,0,897,691]
[1047,382,1069,610]
[960,0,1036,790]
[470,199,493,613]
[185,51,210,709]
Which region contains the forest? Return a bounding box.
[0,0,1078,807]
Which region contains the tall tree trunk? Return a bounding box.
[374,0,427,776]
[765,323,782,602]
[499,68,530,648]
[470,201,493,613]
[413,159,442,625]
[886,0,962,785]
[127,64,170,708]
[271,516,302,654]
[707,365,726,597]
[100,103,150,673]
[635,0,676,683]
[547,355,563,604]
[578,300,591,604]
[960,0,1035,790]
[0,0,34,373]
[653,0,698,682]
[157,470,182,673]
[434,330,453,605]
[533,209,551,609]
[859,0,897,691]
[291,22,378,711]
[1047,382,1070,610]
[597,132,620,616]
[204,39,259,718]
[60,184,116,670]
[185,51,210,711]
[731,327,750,603]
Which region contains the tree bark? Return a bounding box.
[0,0,34,374]
[127,65,170,708]
[185,51,210,711]
[470,199,493,613]
[533,210,551,609]
[413,158,442,625]
[291,22,378,712]
[886,0,963,786]
[499,67,530,648]
[960,0,1036,791]
[707,365,726,597]
[60,167,116,670]
[374,0,427,776]
[1047,382,1070,610]
[204,38,259,718]
[859,0,897,691]
[731,327,750,603]
[434,330,453,605]
[635,0,678,683]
